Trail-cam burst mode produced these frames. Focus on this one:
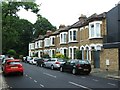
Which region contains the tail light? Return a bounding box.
[55,62,60,64]
[6,65,11,68]
[17,64,22,68]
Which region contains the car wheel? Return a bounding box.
[3,72,7,77]
[72,68,76,75]
[85,72,90,75]
[20,72,23,76]
[40,64,43,67]
[60,67,63,72]
[51,65,54,70]
[44,64,46,68]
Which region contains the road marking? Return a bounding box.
[29,77,32,79]
[69,81,92,90]
[34,80,37,83]
[43,73,56,78]
[92,79,98,82]
[107,83,116,86]
[81,77,86,78]
[40,84,44,88]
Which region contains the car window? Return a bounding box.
[78,60,89,64]
[66,61,71,65]
[70,60,76,65]
[47,60,51,61]
[7,61,21,65]
[51,60,56,61]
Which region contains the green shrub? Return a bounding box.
[75,49,82,59]
[7,49,16,57]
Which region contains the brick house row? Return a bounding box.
[29,11,119,72]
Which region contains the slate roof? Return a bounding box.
[70,12,106,28]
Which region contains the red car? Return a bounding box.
[3,59,24,76]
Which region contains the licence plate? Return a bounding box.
[84,69,89,71]
[11,67,18,69]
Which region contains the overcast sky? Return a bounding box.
[17,0,120,28]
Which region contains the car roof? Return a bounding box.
[6,59,20,62]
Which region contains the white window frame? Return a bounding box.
[50,49,55,57]
[68,29,78,42]
[60,32,67,44]
[69,46,78,59]
[44,38,50,47]
[38,40,43,48]
[60,47,68,56]
[89,21,102,39]
[50,36,55,46]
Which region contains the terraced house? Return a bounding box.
[29,11,118,72]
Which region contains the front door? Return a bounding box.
[93,51,100,68]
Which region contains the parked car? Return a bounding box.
[60,59,91,75]
[44,58,65,70]
[0,55,5,61]
[36,58,50,67]
[3,59,24,76]
[24,56,32,63]
[1,58,14,71]
[29,57,38,65]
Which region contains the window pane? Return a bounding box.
[64,33,66,42]
[73,31,76,40]
[96,23,100,37]
[91,24,94,37]
[70,31,72,41]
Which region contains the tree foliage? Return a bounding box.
[7,49,16,57]
[34,15,56,38]
[75,49,82,59]
[2,1,56,56]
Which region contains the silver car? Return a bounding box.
[44,58,65,70]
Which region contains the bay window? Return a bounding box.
[89,21,102,39]
[60,32,67,44]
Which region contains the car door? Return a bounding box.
[45,59,51,67]
[63,60,71,71]
[67,60,76,72]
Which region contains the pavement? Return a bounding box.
[0,66,9,90]
[91,68,120,80]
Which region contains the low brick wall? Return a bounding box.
[100,48,119,71]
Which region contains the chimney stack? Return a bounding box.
[59,24,66,29]
[46,30,52,35]
[78,14,87,23]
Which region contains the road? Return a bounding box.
[1,62,119,89]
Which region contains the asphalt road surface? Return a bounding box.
[2,62,119,90]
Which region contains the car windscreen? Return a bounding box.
[7,61,21,65]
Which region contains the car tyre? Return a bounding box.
[72,68,76,75]
[3,72,7,77]
[60,67,63,72]
[51,65,54,70]
[40,64,43,67]
[21,72,23,76]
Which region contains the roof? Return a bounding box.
[59,26,70,32]
[6,59,20,62]
[70,12,106,28]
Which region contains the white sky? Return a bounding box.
[17,0,120,28]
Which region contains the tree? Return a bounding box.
[2,1,40,55]
[2,1,57,56]
[34,15,56,38]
